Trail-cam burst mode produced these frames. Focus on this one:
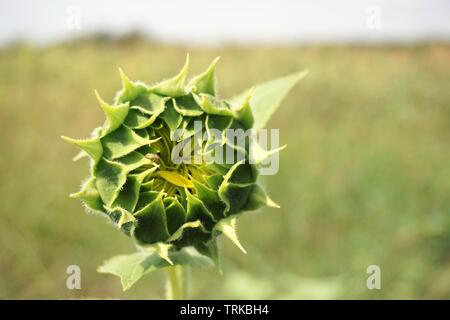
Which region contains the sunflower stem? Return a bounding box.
[165,265,188,300]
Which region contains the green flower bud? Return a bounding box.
[63,55,306,286]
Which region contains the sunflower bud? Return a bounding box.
[63,55,306,289]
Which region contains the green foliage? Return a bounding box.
[232,70,309,129]
[63,55,304,290]
[97,247,214,291]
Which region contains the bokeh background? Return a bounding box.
[1,0,450,299]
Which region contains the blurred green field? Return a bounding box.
[1,40,449,299]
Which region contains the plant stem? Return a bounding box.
[165,265,188,300]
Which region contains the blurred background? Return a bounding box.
[1,0,450,299]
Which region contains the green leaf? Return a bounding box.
[97,247,214,291]
[232,70,308,128]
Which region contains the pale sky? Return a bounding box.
[1,0,449,46]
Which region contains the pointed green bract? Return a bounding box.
[188,56,220,95]
[167,220,203,242]
[111,174,144,212]
[150,54,190,97]
[193,180,226,220]
[160,100,183,134]
[70,178,104,212]
[153,243,174,265]
[195,93,233,116]
[117,209,136,228]
[116,68,148,103]
[95,158,128,207]
[215,216,247,254]
[243,184,280,211]
[131,93,168,115]
[134,192,170,244]
[164,198,187,234]
[101,126,156,159]
[219,181,253,214]
[186,188,216,229]
[124,109,157,129]
[62,135,103,164]
[95,90,130,135]
[173,95,204,116]
[250,142,287,166]
[64,55,304,291]
[116,151,153,171]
